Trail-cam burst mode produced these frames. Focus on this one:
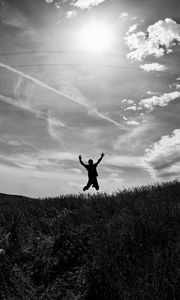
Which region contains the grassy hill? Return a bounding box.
[0,181,180,299]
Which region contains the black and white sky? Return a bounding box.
[0,0,180,196]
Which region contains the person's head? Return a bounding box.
[88,159,93,165]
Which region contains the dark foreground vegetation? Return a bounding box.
[0,181,180,299]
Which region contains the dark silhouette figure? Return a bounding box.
[79,153,104,191]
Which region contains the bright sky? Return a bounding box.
[0,0,180,197]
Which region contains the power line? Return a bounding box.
[9,62,139,70]
[0,50,179,74]
[0,49,123,58]
[1,62,179,75]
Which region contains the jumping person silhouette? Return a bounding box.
[79,153,104,191]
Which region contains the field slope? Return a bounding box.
[0,181,180,299]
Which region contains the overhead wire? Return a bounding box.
[0,50,139,71]
[0,50,179,75]
[0,49,122,58]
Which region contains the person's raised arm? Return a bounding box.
[96,153,104,165]
[79,155,86,167]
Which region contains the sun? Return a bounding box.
[78,21,114,53]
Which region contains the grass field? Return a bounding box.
[0,181,180,299]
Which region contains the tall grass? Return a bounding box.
[0,181,179,299]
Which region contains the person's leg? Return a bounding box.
[93,178,99,190]
[83,178,92,191]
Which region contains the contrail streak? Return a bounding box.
[0,62,90,107]
[89,108,120,126]
[0,61,120,126]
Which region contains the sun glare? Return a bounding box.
[78,21,114,53]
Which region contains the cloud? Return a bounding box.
[120,12,128,17]
[110,172,119,178]
[106,155,143,168]
[73,0,107,9]
[0,93,45,120]
[125,31,164,61]
[145,129,180,179]
[148,18,180,48]
[0,93,65,140]
[0,136,21,146]
[126,18,180,61]
[0,0,27,29]
[0,62,90,108]
[122,99,134,105]
[119,12,129,21]
[127,24,138,34]
[0,0,37,38]
[66,10,77,18]
[0,62,120,127]
[146,91,160,96]
[122,99,137,112]
[88,108,121,126]
[126,105,137,111]
[0,158,80,197]
[140,63,167,72]
[0,134,39,151]
[113,122,158,155]
[2,0,107,41]
[47,115,65,128]
[69,181,82,188]
[139,91,180,110]
[126,120,139,125]
[175,84,180,89]
[47,114,66,139]
[0,93,44,117]
[69,168,82,174]
[0,150,78,171]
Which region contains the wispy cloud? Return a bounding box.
[0,0,38,38]
[0,134,39,151]
[69,168,82,174]
[0,62,120,127]
[0,136,21,146]
[126,18,180,61]
[0,62,90,107]
[145,129,180,179]
[0,93,65,140]
[47,113,66,139]
[106,155,143,168]
[0,0,27,29]
[139,91,180,110]
[140,63,167,72]
[0,92,36,119]
[119,12,128,20]
[0,150,78,171]
[88,108,121,126]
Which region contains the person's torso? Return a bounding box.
[85,164,98,177]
